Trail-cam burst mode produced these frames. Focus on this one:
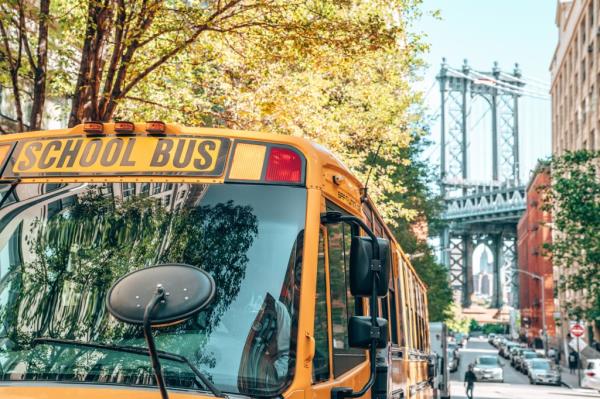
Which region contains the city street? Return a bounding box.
[449,338,600,399]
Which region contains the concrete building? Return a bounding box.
[551,0,600,154]
[517,168,556,349]
[550,0,600,359]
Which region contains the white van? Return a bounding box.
[430,322,450,399]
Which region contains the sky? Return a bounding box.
[414,0,557,182]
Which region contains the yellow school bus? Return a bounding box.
[0,122,432,399]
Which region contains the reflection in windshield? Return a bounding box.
[531,360,551,370]
[477,357,499,365]
[0,182,306,395]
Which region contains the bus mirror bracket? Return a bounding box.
[320,211,390,399]
[106,264,216,399]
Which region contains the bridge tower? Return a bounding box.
[438,59,526,309]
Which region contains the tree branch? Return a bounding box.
[29,0,51,131]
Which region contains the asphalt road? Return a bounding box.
[448,338,600,399]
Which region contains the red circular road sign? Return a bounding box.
[571,323,585,337]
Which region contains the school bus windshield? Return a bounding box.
[0,181,306,396]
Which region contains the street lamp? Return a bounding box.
[515,269,547,355]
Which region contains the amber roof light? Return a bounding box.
[83,122,104,136]
[146,121,166,136]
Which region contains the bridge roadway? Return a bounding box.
[448,338,600,399]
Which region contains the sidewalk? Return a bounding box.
[561,367,586,389]
[560,367,583,389]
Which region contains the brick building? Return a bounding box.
[517,168,556,349]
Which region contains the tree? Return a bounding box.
[539,150,600,322]
[115,0,429,223]
[389,125,452,322]
[0,0,51,131]
[1,0,427,134]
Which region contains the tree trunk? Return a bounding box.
[68,2,101,127]
[0,20,25,132]
[29,0,51,131]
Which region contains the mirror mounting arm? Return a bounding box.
[320,212,380,263]
[143,286,169,399]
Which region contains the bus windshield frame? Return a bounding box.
[0,181,307,396]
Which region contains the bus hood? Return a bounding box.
[0,384,233,399]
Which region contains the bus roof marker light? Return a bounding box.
[146,121,166,136]
[228,143,266,181]
[83,122,104,136]
[265,147,302,183]
[114,121,135,136]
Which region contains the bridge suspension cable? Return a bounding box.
[445,67,550,101]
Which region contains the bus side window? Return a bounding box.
[388,288,399,345]
[313,230,330,382]
[327,219,366,377]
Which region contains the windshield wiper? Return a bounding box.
[31,337,226,398]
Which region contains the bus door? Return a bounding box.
[311,217,369,399]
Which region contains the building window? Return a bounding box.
[121,183,135,198]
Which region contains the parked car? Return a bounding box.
[522,353,546,375]
[447,342,460,365]
[517,351,542,373]
[581,359,600,391]
[493,336,506,348]
[528,359,561,386]
[447,348,458,373]
[473,355,504,383]
[455,333,467,347]
[488,333,497,345]
[510,347,525,366]
[500,341,519,358]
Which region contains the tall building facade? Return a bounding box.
[517,169,556,349]
[551,0,600,357]
[551,0,600,154]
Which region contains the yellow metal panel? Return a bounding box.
[228,143,266,180]
[6,136,227,177]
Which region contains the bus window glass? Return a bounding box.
[313,231,330,382]
[0,182,307,396]
[389,289,399,345]
[326,220,365,377]
[362,204,374,230]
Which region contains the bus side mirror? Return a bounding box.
[348,316,388,349]
[349,236,390,297]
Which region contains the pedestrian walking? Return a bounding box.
[568,349,578,374]
[464,363,476,399]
